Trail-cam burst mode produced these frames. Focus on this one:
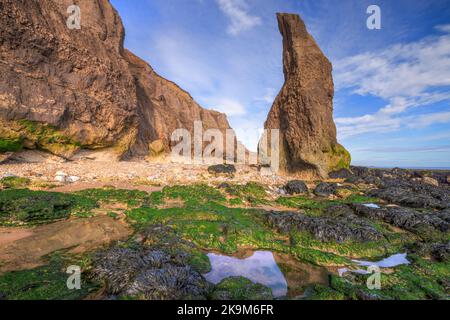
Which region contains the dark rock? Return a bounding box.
[352,204,449,237]
[329,168,353,179]
[266,211,382,243]
[314,182,338,197]
[369,183,449,209]
[208,164,237,176]
[350,166,370,177]
[431,242,450,262]
[91,226,212,300]
[406,241,450,262]
[284,180,309,195]
[326,204,355,218]
[218,182,231,189]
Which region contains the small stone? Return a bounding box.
[67,176,80,183]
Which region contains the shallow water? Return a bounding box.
[203,251,329,298]
[353,253,410,268]
[204,251,289,297]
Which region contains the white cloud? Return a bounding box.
[216,0,261,36]
[436,24,450,33]
[334,27,450,139]
[208,98,247,116]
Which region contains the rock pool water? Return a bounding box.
[204,251,288,297]
[203,251,330,298]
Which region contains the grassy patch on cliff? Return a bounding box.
[0,120,81,157]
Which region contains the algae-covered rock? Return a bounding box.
[210,277,273,300]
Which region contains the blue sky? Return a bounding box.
[110,0,450,168]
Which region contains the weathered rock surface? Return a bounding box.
[266,210,382,243]
[0,0,232,158]
[352,204,449,238]
[284,180,308,195]
[262,13,350,178]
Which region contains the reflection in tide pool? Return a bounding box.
[203,251,288,297]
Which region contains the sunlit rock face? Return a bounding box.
[0,0,232,158]
[263,13,350,178]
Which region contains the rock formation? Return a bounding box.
[0,0,232,159]
[262,13,350,177]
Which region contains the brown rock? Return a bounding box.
[0,0,233,159]
[262,13,350,177]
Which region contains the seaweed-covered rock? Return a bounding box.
[329,168,353,179]
[314,182,338,197]
[284,180,308,195]
[91,246,210,300]
[352,204,449,237]
[369,184,449,209]
[266,211,381,243]
[210,277,273,300]
[208,164,237,176]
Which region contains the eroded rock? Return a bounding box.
[262,13,350,177]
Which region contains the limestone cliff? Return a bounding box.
[0,0,232,159]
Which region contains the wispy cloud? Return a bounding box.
[216,0,262,36]
[207,98,247,116]
[334,26,450,139]
[356,144,450,153]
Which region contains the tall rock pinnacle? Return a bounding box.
[263,13,350,177]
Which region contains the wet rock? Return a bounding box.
[352,204,449,237]
[350,166,370,177]
[369,183,449,209]
[329,168,353,179]
[266,211,382,243]
[210,277,273,300]
[326,204,355,218]
[208,164,236,176]
[91,246,210,300]
[126,264,208,300]
[406,241,450,262]
[314,182,337,197]
[430,242,450,262]
[284,180,308,195]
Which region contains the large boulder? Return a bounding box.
[261,13,350,178]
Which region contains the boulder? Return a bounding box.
[284,180,308,195]
[329,168,353,179]
[208,164,236,176]
[314,182,338,197]
[261,13,350,177]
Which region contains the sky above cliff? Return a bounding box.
[111,0,450,168]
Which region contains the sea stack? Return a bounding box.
[262,13,350,178]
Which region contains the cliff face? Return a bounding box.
[263,13,350,177]
[0,0,231,158]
